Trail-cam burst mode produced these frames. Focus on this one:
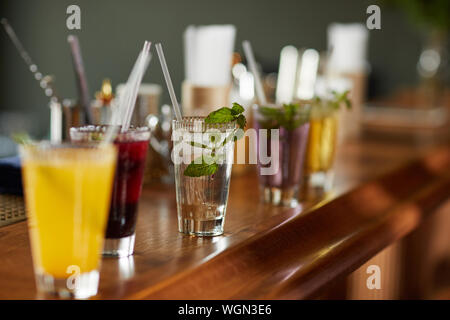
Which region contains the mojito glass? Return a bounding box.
[70,126,150,257]
[20,142,116,299]
[253,104,310,207]
[172,117,236,236]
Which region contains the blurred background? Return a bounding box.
[1,0,450,300]
[1,0,448,147]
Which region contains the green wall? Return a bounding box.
[0,0,422,138]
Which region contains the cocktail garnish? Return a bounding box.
[11,132,32,145]
[314,90,352,110]
[258,103,309,131]
[183,103,246,177]
[204,103,247,129]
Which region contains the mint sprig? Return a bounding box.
[258,103,309,131]
[332,90,352,110]
[314,90,352,110]
[183,103,246,177]
[183,156,219,177]
[205,102,247,129]
[11,132,33,145]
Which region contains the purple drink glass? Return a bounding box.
[70,126,150,257]
[253,104,310,207]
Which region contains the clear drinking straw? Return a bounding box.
[155,43,182,122]
[242,40,267,105]
[122,41,152,131]
[102,41,151,144]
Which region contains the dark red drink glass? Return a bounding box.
[70,126,150,257]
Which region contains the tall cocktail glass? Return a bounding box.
[301,104,338,201]
[253,104,310,207]
[172,117,236,236]
[70,126,150,257]
[20,142,116,298]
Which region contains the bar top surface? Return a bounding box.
[1,134,449,299]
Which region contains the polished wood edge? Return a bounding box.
[118,147,450,299]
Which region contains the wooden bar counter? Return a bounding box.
[1,132,450,299]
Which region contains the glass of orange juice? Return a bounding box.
[20,142,117,299]
[300,103,338,202]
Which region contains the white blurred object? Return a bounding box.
[239,71,255,101]
[418,49,441,78]
[242,40,267,105]
[184,25,236,86]
[327,23,369,74]
[138,83,162,97]
[276,45,299,104]
[295,49,320,100]
[230,64,254,110]
[315,76,353,99]
[327,23,369,142]
[116,83,162,126]
[50,100,62,143]
[232,63,247,80]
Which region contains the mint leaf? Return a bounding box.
[11,132,32,145]
[330,90,351,110]
[90,132,104,141]
[341,91,352,110]
[345,99,351,110]
[205,107,235,124]
[258,106,283,129]
[257,103,308,131]
[283,103,299,116]
[231,102,245,115]
[183,157,219,177]
[236,114,246,129]
[205,103,246,127]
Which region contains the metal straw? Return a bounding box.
[67,35,94,125]
[1,18,59,102]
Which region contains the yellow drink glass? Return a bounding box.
[20,142,117,298]
[301,105,338,200]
